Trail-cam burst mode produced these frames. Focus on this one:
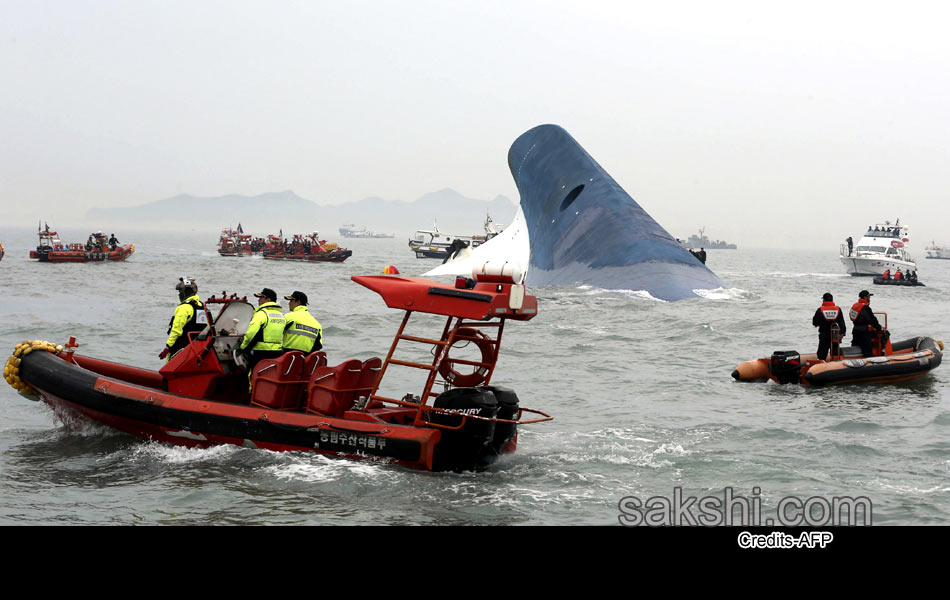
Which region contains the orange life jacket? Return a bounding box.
[849,299,875,332]
[882,269,890,279]
[819,301,841,321]
[894,270,902,280]
[850,299,868,321]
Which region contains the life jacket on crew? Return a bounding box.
[283,305,323,353]
[819,301,841,322]
[894,270,902,280]
[849,299,875,332]
[241,303,286,352]
[166,297,208,353]
[882,269,890,279]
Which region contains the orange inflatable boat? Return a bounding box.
[733,315,943,386]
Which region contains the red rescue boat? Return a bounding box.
[7,263,551,472]
[262,232,352,262]
[29,224,134,263]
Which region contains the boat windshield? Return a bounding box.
[856,246,886,253]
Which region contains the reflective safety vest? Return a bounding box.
[283,306,323,353]
[166,295,208,351]
[819,301,841,321]
[241,302,286,351]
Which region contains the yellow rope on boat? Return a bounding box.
[4,340,62,395]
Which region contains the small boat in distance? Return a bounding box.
[678,227,737,250]
[262,232,353,262]
[409,215,504,259]
[29,223,134,263]
[339,224,395,238]
[925,241,950,260]
[840,220,916,276]
[217,226,261,257]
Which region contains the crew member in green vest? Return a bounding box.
[282,291,323,354]
[160,277,207,361]
[240,288,286,385]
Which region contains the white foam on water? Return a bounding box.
[263,452,395,483]
[133,442,238,464]
[693,287,758,300]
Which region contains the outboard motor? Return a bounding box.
[769,350,802,384]
[479,385,520,458]
[430,387,498,472]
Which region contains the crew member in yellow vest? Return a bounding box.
[240,288,286,382]
[282,291,323,353]
[160,277,207,361]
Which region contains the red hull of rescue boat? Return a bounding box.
[262,250,352,262]
[30,245,135,263]
[23,350,442,470]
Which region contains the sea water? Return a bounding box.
[1,226,948,525]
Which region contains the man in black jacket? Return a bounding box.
[813,292,847,361]
[849,290,883,357]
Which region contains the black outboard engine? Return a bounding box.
[769,350,801,384]
[479,385,520,458]
[430,387,498,472]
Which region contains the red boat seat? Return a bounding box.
[358,357,383,405]
[250,351,306,410]
[305,359,363,416]
[304,351,328,378]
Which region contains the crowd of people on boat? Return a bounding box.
[265,233,333,257]
[162,279,323,388]
[812,289,886,360]
[865,225,902,237]
[879,268,918,282]
[84,232,119,252]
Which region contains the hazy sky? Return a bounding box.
[2,0,948,248]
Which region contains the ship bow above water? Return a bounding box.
[507,125,726,301]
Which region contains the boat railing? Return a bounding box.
[364,309,552,428]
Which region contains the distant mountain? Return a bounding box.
[85,189,517,237]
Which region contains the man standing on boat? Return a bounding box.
[849,290,883,357]
[813,292,846,361]
[161,278,207,361]
[240,288,286,377]
[846,236,853,256]
[282,291,323,354]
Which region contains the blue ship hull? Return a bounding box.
[508,125,726,301]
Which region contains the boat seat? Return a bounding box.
[839,346,865,359]
[250,351,306,410]
[305,359,363,416]
[357,358,383,408]
[304,351,328,377]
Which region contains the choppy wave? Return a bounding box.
[2,233,949,525]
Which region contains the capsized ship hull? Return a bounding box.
[432,125,727,300]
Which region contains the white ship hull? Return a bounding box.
[841,221,916,276]
[841,254,916,276]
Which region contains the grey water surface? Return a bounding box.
[1,226,948,525]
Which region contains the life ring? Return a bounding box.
[438,327,493,387]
